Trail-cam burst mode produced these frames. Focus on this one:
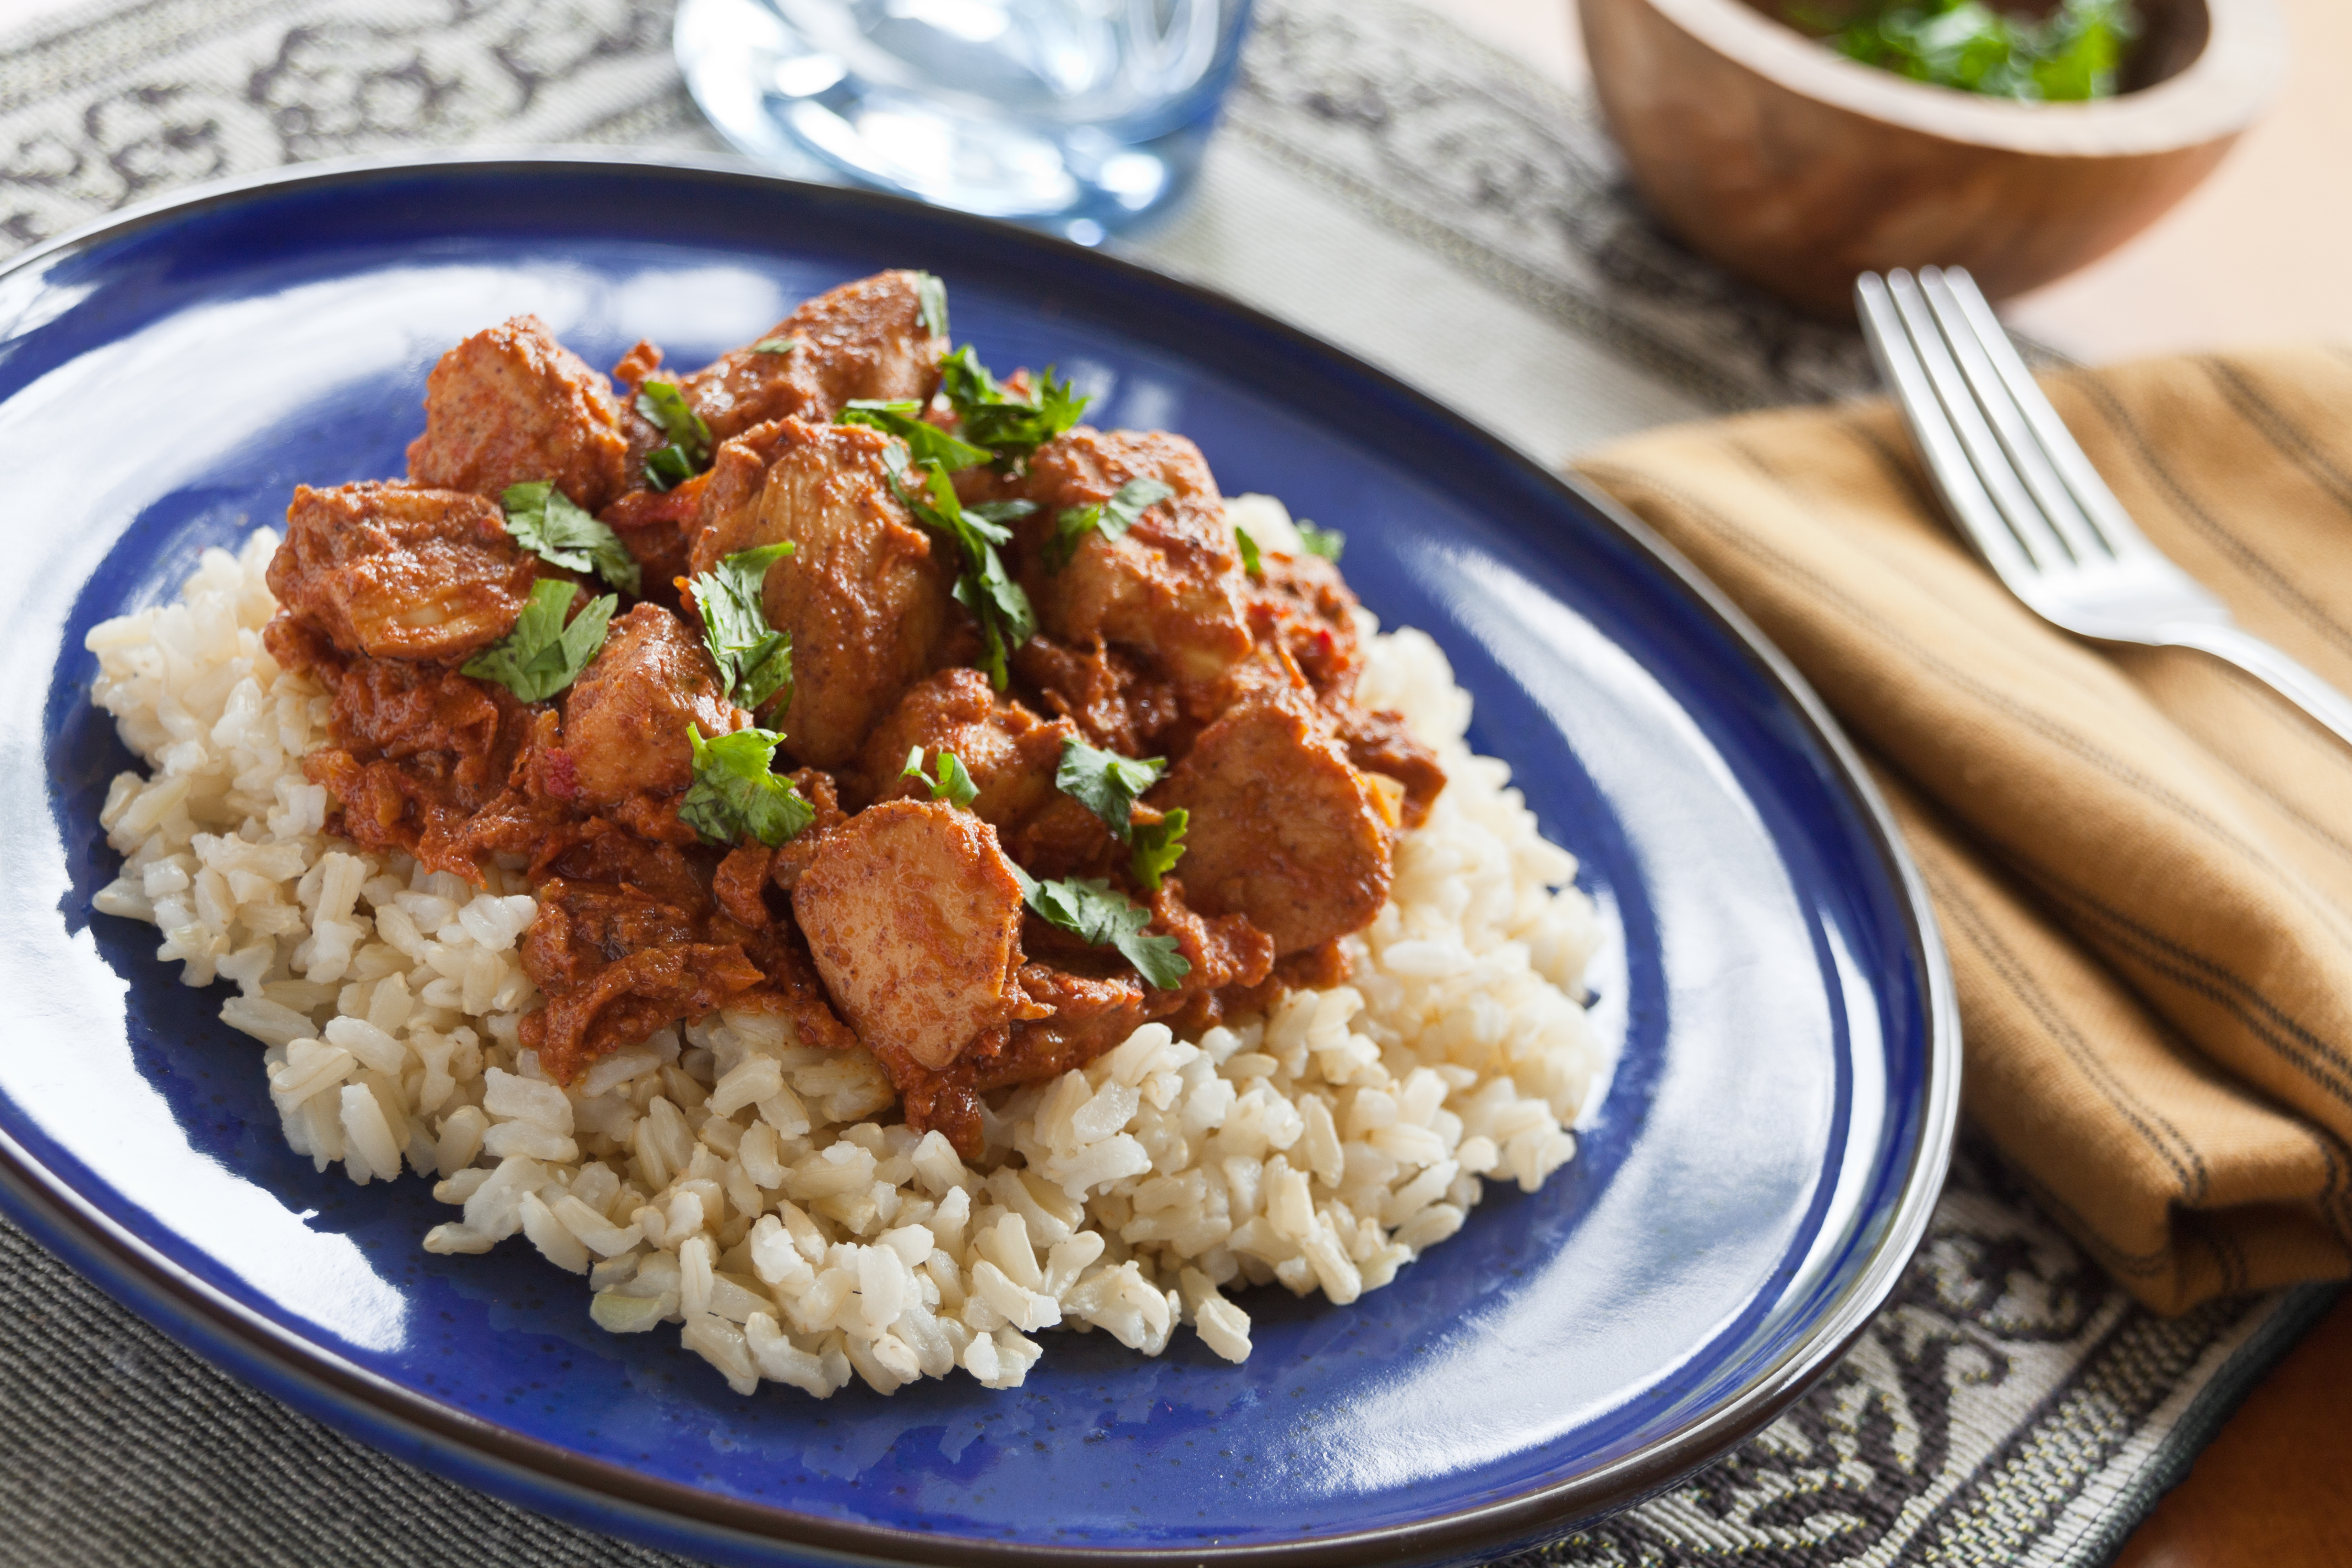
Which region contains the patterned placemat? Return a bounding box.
[0,1,2332,1564]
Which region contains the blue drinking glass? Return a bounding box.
[675,0,1255,242]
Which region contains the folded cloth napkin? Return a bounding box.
[1577,346,2352,1314]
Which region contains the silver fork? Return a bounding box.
[1854,265,2352,750]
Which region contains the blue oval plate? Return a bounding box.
[0,153,1956,1567]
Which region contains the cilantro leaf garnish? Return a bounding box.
[1233,524,1262,580]
[879,442,1036,689]
[681,725,815,848]
[937,347,1088,466]
[836,400,994,472]
[1130,808,1188,891]
[903,745,979,808]
[1295,520,1346,562]
[460,578,614,703]
[967,499,1037,527]
[499,481,641,595]
[914,272,949,341]
[753,337,798,355]
[687,542,795,712]
[1045,477,1174,573]
[1826,0,2137,103]
[637,381,712,492]
[1011,868,1190,989]
[1055,737,1166,843]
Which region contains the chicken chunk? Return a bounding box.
[994,428,1251,683]
[1334,704,1446,830]
[1247,551,1364,701]
[1010,635,1179,758]
[856,668,1076,826]
[268,482,538,664]
[978,966,1151,1093]
[714,770,846,919]
[554,604,747,811]
[1156,690,1393,955]
[791,801,1032,1071]
[406,315,632,513]
[519,878,764,1082]
[683,270,948,444]
[690,418,955,766]
[292,648,535,880]
[596,480,702,611]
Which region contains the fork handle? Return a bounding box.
[2158,621,2352,752]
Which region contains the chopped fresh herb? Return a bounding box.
[836,399,994,472]
[914,271,949,341]
[753,337,798,355]
[1045,477,1175,573]
[1295,520,1346,562]
[966,499,1037,526]
[1234,524,1262,580]
[1802,0,2139,101]
[1130,808,1188,892]
[949,546,1037,690]
[644,447,694,491]
[1011,868,1190,989]
[461,578,614,703]
[688,542,796,712]
[879,442,1036,689]
[937,346,1089,465]
[902,745,980,808]
[1055,737,1166,842]
[498,481,641,595]
[681,725,815,848]
[637,381,712,492]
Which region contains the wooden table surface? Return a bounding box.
[1414,2,2352,1562]
[2108,1292,2352,1567]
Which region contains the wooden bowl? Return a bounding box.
[1577,0,2286,317]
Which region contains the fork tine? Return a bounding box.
[1883,269,2078,573]
[1918,267,2113,567]
[1937,268,2156,559]
[1855,272,2037,581]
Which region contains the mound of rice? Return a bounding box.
[84,496,1606,1397]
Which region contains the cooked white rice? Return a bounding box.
[84,496,1606,1397]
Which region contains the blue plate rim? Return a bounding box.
[0,147,1962,1566]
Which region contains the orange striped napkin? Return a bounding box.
[1578,347,2352,1313]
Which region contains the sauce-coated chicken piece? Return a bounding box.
[279,630,534,880]
[683,270,948,444]
[886,879,1276,1154]
[1333,706,1446,830]
[792,801,1038,1072]
[1246,551,1364,702]
[269,482,540,665]
[691,418,955,767]
[257,273,1456,1122]
[713,769,846,921]
[1237,553,1445,826]
[554,604,748,811]
[1157,689,1393,955]
[856,668,1076,826]
[987,883,1276,1088]
[989,428,1252,684]
[596,482,703,612]
[406,315,633,514]
[1010,636,1179,758]
[520,879,766,1083]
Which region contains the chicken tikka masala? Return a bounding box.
[261,270,1444,1160]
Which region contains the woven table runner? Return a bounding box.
[0,1,2333,1563]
